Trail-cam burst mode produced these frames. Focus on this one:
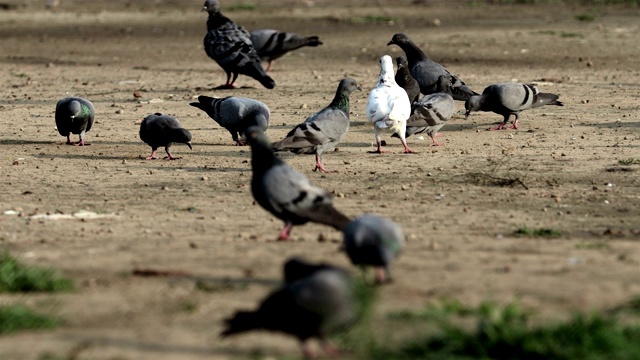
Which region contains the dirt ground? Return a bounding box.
[0,0,639,359]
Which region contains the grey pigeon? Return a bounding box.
[366,55,414,154]
[387,33,477,101]
[55,97,95,146]
[272,78,361,173]
[190,95,270,145]
[250,29,323,72]
[343,214,405,284]
[139,113,192,160]
[246,127,351,241]
[202,0,275,89]
[395,56,420,105]
[221,258,356,359]
[400,75,455,146]
[283,257,340,284]
[465,82,564,130]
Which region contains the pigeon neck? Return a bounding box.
[250,140,281,174]
[330,89,350,113]
[404,41,428,61]
[206,11,231,30]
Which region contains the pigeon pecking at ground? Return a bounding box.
[272,78,361,173]
[465,82,564,130]
[246,126,351,241]
[343,214,405,284]
[189,95,270,145]
[139,113,192,160]
[55,97,95,146]
[250,29,323,72]
[400,74,455,146]
[221,258,356,359]
[201,0,275,89]
[387,33,477,101]
[366,55,414,154]
[395,56,421,105]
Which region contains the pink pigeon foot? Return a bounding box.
[74,140,90,146]
[508,119,519,129]
[489,123,508,131]
[374,267,389,285]
[276,223,293,241]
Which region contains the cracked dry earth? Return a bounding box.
[0,1,639,359]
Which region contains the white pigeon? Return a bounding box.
[365,55,414,154]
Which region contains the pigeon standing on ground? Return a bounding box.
[272,78,361,173]
[366,55,414,154]
[202,0,275,89]
[55,97,95,146]
[465,82,564,130]
[246,127,351,241]
[221,258,356,359]
[343,214,405,284]
[387,33,477,101]
[395,56,420,105]
[401,74,455,146]
[139,113,192,160]
[250,29,323,72]
[190,95,270,145]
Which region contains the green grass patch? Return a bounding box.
[0,304,58,334]
[371,301,640,360]
[514,227,561,238]
[334,279,378,353]
[619,158,640,165]
[561,32,584,38]
[352,16,398,24]
[575,241,611,250]
[537,30,557,35]
[226,3,257,11]
[0,251,73,293]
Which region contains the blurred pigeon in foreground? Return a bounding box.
[202,0,275,89]
[247,127,351,241]
[343,214,405,284]
[221,258,356,359]
[272,78,361,173]
[55,97,95,146]
[366,55,414,154]
[250,29,322,72]
[395,56,420,105]
[387,33,477,101]
[190,95,269,145]
[139,113,192,160]
[465,82,564,130]
[400,75,455,146]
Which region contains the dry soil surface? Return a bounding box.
[0,1,639,359]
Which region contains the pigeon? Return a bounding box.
[343,214,405,284]
[221,259,356,359]
[189,95,270,145]
[202,0,275,89]
[387,33,477,101]
[400,75,455,146]
[283,257,343,285]
[272,78,362,173]
[139,113,193,160]
[55,97,95,146]
[465,82,564,130]
[246,127,351,241]
[365,55,414,154]
[250,29,323,72]
[395,56,420,105]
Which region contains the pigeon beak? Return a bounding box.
[187,142,193,150]
[356,85,362,91]
[386,40,395,46]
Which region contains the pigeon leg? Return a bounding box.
[489,115,510,131]
[429,134,444,147]
[508,114,520,130]
[399,137,417,154]
[368,129,389,154]
[216,72,237,89]
[164,146,181,160]
[300,341,315,360]
[374,267,388,285]
[74,135,90,146]
[65,135,73,145]
[235,139,248,146]
[146,149,158,160]
[277,222,293,241]
[265,61,273,72]
[313,153,334,173]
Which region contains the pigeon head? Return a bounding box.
[68,100,82,119]
[377,55,395,85]
[395,56,408,69]
[339,78,362,94]
[464,95,482,119]
[387,33,410,47]
[170,128,193,149]
[202,0,220,13]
